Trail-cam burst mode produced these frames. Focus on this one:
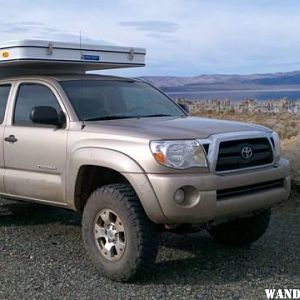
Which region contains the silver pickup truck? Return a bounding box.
[0,74,290,281]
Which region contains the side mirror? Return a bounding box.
[178,103,190,114]
[30,106,66,127]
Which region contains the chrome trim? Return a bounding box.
[37,164,57,171]
[197,130,275,174]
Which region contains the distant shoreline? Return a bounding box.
[167,88,300,93]
[165,89,300,102]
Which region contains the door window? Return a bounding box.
[0,85,11,124]
[14,83,61,126]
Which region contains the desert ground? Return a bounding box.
[0,198,299,300]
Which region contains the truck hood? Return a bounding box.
[84,116,271,140]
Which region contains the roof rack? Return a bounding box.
[0,40,146,76]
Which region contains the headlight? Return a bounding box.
[150,140,208,169]
[271,131,281,161]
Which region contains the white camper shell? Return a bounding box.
[0,40,146,76]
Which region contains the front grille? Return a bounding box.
[216,138,273,172]
[217,179,284,201]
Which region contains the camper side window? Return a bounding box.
[0,85,11,124]
[13,83,61,126]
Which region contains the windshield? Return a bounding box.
[60,80,184,121]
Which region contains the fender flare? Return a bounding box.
[66,147,167,223]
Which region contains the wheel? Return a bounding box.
[82,183,158,282]
[207,209,271,246]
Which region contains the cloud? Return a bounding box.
[0,22,60,34]
[119,21,179,33]
[0,21,108,44]
[146,32,178,43]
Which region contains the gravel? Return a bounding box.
[0,199,299,300]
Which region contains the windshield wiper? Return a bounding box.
[84,115,137,121]
[84,114,181,121]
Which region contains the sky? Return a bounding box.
[0,0,300,77]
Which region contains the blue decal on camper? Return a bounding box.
[81,54,100,61]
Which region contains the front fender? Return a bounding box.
[66,147,167,223]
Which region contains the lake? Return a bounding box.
[166,89,300,102]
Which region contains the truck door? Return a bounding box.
[0,84,11,194]
[3,82,68,204]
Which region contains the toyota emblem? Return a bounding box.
[241,145,253,160]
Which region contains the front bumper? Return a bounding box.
[145,159,290,224]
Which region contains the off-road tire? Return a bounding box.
[82,183,159,282]
[207,209,271,246]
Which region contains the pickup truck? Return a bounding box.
[0,73,290,281]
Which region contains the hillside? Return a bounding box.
[140,70,300,92]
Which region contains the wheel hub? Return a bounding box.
[94,209,126,261]
[106,225,117,241]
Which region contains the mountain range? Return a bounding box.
[140,70,300,92]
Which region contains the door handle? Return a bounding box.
[4,135,18,143]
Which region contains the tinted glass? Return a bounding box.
[14,84,61,126]
[0,85,10,123]
[61,80,184,121]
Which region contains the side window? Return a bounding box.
[14,84,61,126]
[0,85,11,124]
